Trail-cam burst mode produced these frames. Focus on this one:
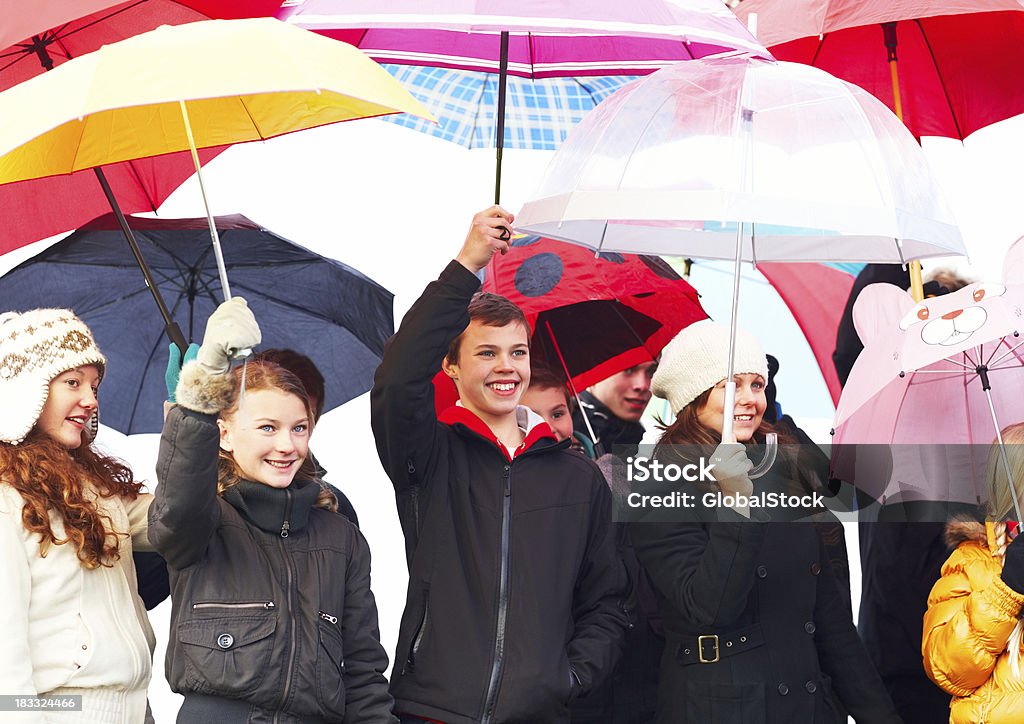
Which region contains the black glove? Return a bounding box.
[1001,528,1024,594]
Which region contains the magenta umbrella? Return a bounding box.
[277,0,765,201]
[832,242,1024,516]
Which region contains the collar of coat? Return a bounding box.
[221,477,322,536]
[438,403,558,462]
[945,515,1007,556]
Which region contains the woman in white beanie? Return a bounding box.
[628,321,898,723]
[0,309,155,723]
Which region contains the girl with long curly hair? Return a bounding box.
[0,309,155,723]
[149,299,396,723]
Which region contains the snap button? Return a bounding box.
[805,681,817,693]
[726,641,733,647]
[81,644,88,650]
[804,621,816,634]
[217,633,235,649]
[740,635,747,642]
[810,562,821,575]
[777,683,789,696]
[756,565,768,579]
[684,649,690,654]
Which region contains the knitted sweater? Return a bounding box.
[0,483,155,723]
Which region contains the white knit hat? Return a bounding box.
[652,320,768,417]
[0,309,106,445]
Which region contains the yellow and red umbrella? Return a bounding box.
[0,17,433,350]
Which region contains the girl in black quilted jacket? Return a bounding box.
[149,298,397,724]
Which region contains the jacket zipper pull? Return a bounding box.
[281,489,293,538]
[504,464,511,497]
[319,610,338,624]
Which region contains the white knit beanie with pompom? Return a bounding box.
[652,320,768,417]
[0,309,105,445]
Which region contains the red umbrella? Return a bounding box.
[433,234,708,412]
[734,0,1024,140]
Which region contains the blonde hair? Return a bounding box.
[986,423,1024,521]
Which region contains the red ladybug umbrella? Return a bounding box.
[433,234,708,412]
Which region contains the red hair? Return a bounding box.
[0,430,142,569]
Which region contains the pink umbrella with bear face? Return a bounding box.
[833,239,1024,515]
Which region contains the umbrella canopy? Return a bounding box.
[516,53,966,444]
[0,1,285,90]
[0,213,395,434]
[379,64,637,150]
[484,234,707,390]
[0,18,433,182]
[278,0,767,75]
[735,0,1024,140]
[432,234,708,412]
[830,267,1024,512]
[516,55,965,262]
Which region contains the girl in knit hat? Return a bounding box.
[628,320,898,723]
[149,299,396,723]
[0,309,156,723]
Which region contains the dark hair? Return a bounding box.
[526,364,574,411]
[445,291,530,365]
[0,430,142,569]
[217,361,336,512]
[253,348,326,420]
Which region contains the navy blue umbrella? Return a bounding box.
[0,214,394,434]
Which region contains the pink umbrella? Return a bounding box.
[734,0,1024,140]
[277,0,765,201]
[832,239,1024,514]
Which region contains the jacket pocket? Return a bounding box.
[403,589,430,675]
[684,681,765,724]
[316,611,346,717]
[178,603,277,697]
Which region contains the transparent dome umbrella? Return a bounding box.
[516,54,966,462]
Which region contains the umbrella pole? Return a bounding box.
[545,320,602,451]
[979,366,1024,521]
[883,22,925,303]
[493,31,509,206]
[93,167,188,355]
[179,100,232,301]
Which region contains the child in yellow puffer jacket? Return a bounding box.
[923,422,1024,724]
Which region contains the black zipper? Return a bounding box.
[403,592,430,674]
[281,488,293,538]
[274,490,297,723]
[192,601,276,611]
[481,463,513,723]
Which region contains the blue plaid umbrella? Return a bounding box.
[379,64,638,150]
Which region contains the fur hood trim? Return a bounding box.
[175,359,234,414]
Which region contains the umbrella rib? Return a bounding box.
[914,19,965,139]
[226,280,351,325]
[810,34,827,67]
[124,160,160,213]
[989,340,1024,367]
[237,95,263,139]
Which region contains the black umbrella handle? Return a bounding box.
[93,167,188,356]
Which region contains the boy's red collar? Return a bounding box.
[438,405,556,462]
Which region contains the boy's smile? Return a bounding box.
[443,319,531,429]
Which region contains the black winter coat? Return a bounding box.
[149,406,396,723]
[629,508,900,724]
[370,261,629,724]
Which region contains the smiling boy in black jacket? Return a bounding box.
[371,206,628,724]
